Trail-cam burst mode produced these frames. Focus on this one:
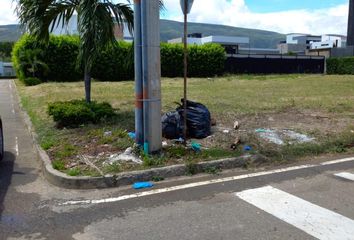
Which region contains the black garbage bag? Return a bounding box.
[161,111,183,139]
[177,99,211,139]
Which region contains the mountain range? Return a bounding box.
[0,19,285,49]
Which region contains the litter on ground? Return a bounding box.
[255,128,315,145]
[128,132,136,139]
[244,145,252,151]
[105,147,142,165]
[133,182,154,189]
[191,141,201,152]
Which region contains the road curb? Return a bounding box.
[14,81,261,189]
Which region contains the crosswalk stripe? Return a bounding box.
[236,186,354,240]
[334,172,354,181]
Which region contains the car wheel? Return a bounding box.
[0,120,3,161]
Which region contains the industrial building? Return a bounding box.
[168,34,249,54]
[278,33,322,55]
[310,35,347,50]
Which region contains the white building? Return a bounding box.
[168,34,249,54]
[286,33,321,45]
[310,34,347,50]
[0,62,15,77]
[279,33,347,55]
[168,35,249,45]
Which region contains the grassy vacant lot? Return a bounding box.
[17,74,354,176]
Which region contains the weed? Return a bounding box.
[142,153,166,167]
[67,167,81,176]
[200,148,237,160]
[151,176,165,182]
[204,166,221,175]
[185,160,198,175]
[52,159,66,170]
[165,146,188,158]
[112,137,134,150]
[41,138,56,150]
[54,143,78,159]
[103,163,121,173]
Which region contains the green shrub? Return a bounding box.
[13,35,226,81]
[161,43,226,77]
[23,77,42,86]
[189,43,226,77]
[327,57,354,74]
[12,34,81,82]
[92,41,134,81]
[161,43,184,77]
[0,42,14,61]
[48,100,116,127]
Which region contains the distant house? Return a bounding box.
[0,62,16,77]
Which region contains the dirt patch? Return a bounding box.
[200,108,353,150]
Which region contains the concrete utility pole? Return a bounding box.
[180,0,194,143]
[134,0,162,153]
[348,0,354,46]
[183,0,188,143]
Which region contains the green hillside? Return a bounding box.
[0,20,285,49]
[0,24,23,42]
[160,19,285,49]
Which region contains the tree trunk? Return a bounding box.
[84,68,91,103]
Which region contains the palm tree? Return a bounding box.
[19,48,49,77]
[16,0,134,103]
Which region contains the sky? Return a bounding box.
[0,0,350,35]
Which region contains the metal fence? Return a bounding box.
[225,54,325,74]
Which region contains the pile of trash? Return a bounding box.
[162,99,211,140]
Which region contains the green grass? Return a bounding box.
[67,167,81,176]
[15,74,354,175]
[17,74,354,118]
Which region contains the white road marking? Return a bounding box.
[236,186,354,240]
[15,137,19,156]
[8,82,15,114]
[12,103,15,114]
[59,156,354,206]
[334,172,354,181]
[320,157,354,165]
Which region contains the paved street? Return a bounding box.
[1,79,354,240]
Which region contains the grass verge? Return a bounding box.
[15,74,354,176]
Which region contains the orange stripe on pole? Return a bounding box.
[135,93,143,108]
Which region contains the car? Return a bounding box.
[0,117,3,161]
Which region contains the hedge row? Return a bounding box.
[327,57,354,74]
[12,35,226,82]
[12,35,81,81]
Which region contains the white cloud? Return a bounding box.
[162,0,348,35]
[0,0,18,25]
[0,0,349,35]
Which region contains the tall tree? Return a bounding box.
[16,0,134,103]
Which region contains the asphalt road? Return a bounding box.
[1,79,354,240]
